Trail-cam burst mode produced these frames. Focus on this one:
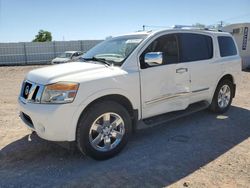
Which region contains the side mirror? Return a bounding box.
[144,52,163,66]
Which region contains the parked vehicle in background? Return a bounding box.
[19,27,241,160]
[222,23,250,70]
[51,51,83,64]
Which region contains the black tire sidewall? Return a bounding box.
[76,101,132,160]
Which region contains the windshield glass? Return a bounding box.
[81,35,147,66]
[58,52,72,58]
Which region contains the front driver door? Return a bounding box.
[139,33,190,119]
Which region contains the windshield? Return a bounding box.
[58,52,72,58]
[81,35,147,66]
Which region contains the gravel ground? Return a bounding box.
[0,65,249,188]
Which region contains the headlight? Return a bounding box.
[41,82,79,104]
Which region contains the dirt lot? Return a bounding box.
[0,65,249,188]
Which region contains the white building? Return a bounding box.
[222,23,250,69]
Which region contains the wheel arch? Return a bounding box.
[218,74,234,84]
[214,73,236,99]
[69,93,139,141]
[79,94,137,120]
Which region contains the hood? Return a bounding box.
[26,62,111,85]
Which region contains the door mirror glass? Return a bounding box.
[144,52,163,66]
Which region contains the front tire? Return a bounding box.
[210,79,234,113]
[76,101,132,160]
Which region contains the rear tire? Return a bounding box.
[210,79,234,113]
[76,101,132,160]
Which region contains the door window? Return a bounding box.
[178,33,213,62]
[140,34,179,68]
[218,36,237,57]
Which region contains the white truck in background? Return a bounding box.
[51,51,84,64]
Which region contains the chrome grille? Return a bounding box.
[19,80,44,103]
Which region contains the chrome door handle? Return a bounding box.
[176,68,188,73]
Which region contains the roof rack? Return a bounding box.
[172,25,222,32]
[173,25,199,29]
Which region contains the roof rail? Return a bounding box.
[172,25,222,32]
[173,25,198,29]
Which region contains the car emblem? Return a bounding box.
[25,85,30,96]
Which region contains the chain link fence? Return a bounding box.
[0,40,102,65]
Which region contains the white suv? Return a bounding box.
[19,28,241,160]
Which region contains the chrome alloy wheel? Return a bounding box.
[218,85,231,109]
[89,112,125,152]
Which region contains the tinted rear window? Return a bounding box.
[218,36,237,57]
[179,33,213,62]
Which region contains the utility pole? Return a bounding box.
[220,21,223,28]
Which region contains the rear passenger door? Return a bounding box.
[177,33,217,103]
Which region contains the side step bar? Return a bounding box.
[136,101,210,130]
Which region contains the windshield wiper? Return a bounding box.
[82,57,111,66]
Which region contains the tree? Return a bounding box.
[32,30,52,42]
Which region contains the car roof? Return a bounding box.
[150,28,231,36]
[116,28,231,38]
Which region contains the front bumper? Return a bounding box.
[18,98,78,141]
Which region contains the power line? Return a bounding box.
[211,13,250,28]
[222,13,250,22]
[142,13,250,31]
